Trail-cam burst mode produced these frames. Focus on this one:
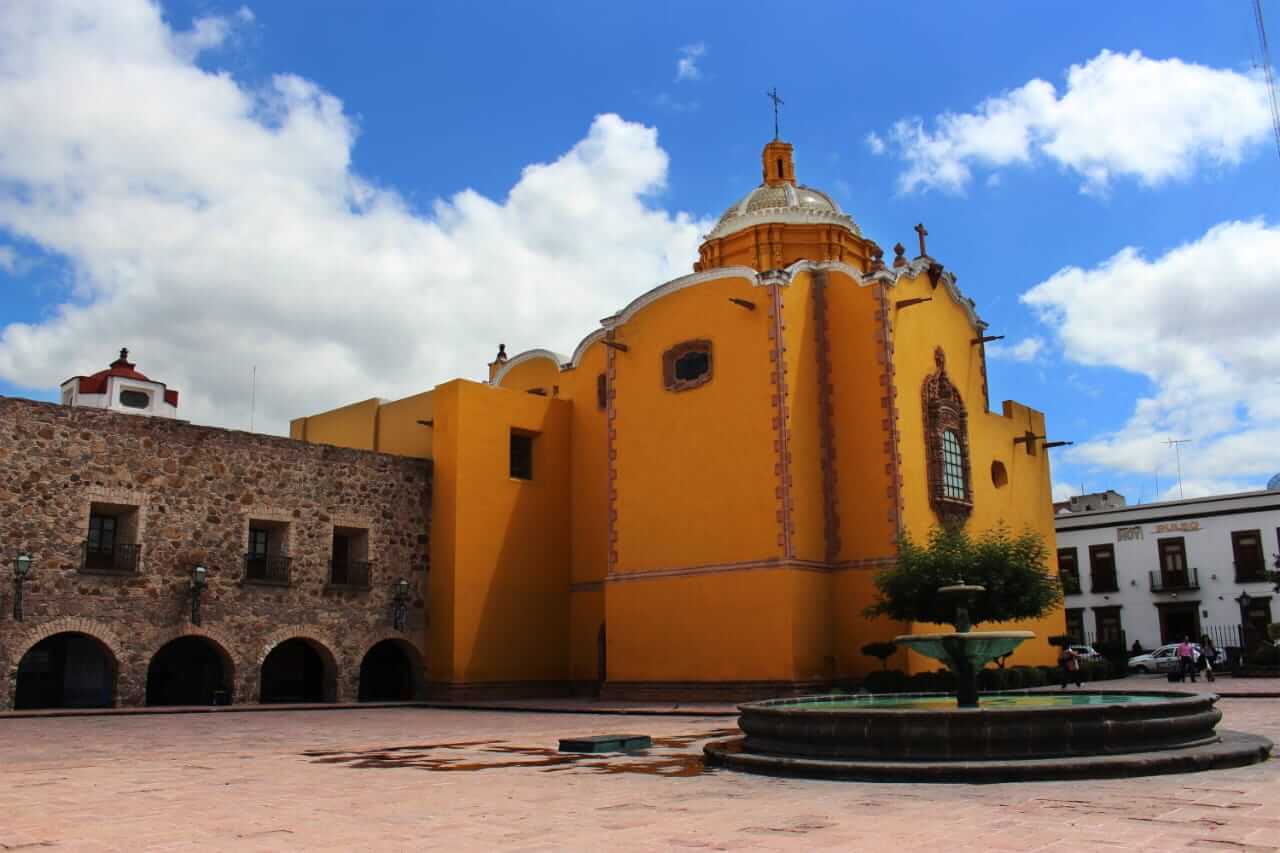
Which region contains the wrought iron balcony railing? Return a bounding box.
[81,541,141,574]
[1149,566,1200,592]
[244,553,291,586]
[328,559,371,589]
[1059,573,1082,595]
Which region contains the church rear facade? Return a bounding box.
[291,138,1065,700]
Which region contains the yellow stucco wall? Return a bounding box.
[606,569,834,683]
[890,268,1062,670]
[428,379,572,685]
[610,274,778,573]
[288,139,1062,693]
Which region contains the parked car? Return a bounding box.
[1128,643,1200,674]
[1068,644,1104,662]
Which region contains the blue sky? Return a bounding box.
[1,1,1278,503]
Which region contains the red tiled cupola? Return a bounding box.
[60,347,180,416]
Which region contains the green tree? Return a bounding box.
[865,524,1060,628]
[860,641,898,670]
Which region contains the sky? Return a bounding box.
[0,0,1278,504]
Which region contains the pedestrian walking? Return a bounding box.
[1177,636,1197,683]
[1199,634,1217,683]
[1058,645,1081,688]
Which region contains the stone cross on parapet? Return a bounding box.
[766,87,784,140]
[914,222,929,258]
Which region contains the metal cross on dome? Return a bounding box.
[767,87,784,139]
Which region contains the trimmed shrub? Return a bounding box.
[863,669,909,694]
[1002,668,1025,689]
[1248,643,1280,667]
[1012,665,1046,688]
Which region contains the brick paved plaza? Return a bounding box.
[1,693,1277,851]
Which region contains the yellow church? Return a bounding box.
[291,137,1063,700]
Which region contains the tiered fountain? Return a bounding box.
[705,582,1272,782]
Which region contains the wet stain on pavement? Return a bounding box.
[302,729,738,777]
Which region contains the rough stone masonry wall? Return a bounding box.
[0,397,431,708]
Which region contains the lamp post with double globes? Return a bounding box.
[12,553,32,621]
[392,578,410,633]
[190,564,208,626]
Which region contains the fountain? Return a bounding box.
[704,580,1273,781]
[892,579,1032,708]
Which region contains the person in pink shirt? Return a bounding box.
[1177,637,1197,682]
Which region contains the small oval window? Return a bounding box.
[119,390,150,409]
[991,460,1008,488]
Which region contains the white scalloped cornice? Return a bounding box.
[489,255,984,385]
[704,207,861,241]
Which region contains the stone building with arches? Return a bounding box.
[293,137,1066,699]
[0,395,429,710]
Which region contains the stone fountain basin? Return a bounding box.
[735,690,1223,762]
[893,630,1034,669]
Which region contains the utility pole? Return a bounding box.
[1164,438,1190,499]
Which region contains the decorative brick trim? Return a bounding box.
[149,626,241,702]
[605,555,895,583]
[7,617,126,668]
[922,346,974,523]
[602,679,838,703]
[661,339,713,392]
[424,680,574,701]
[766,281,795,557]
[606,331,620,574]
[873,284,905,540]
[254,626,340,668]
[811,269,841,562]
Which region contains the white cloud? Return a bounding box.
[986,335,1044,363]
[879,50,1271,194]
[0,2,707,434]
[1052,483,1080,503]
[675,42,705,82]
[1023,220,1280,491]
[864,131,885,155]
[0,246,16,273]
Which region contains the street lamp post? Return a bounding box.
[392,578,410,632]
[191,564,208,626]
[12,553,32,621]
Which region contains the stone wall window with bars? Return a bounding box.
[1088,544,1118,593]
[330,527,371,588]
[245,520,291,585]
[82,502,141,574]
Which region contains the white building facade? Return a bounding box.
[1055,490,1278,654]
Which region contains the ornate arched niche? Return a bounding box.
[922,347,973,523]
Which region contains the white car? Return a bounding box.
[1127,643,1200,674]
[1069,644,1104,662]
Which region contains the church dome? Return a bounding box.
[703,140,860,241]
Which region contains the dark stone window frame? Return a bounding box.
[922,346,972,522]
[662,339,713,392]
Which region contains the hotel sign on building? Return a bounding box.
[1055,489,1279,652]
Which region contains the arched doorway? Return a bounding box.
[14,633,116,710]
[358,639,421,701]
[260,638,335,703]
[146,637,232,706]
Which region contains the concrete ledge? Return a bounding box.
[704,730,1273,783]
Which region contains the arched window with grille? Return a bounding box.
[922,347,973,522]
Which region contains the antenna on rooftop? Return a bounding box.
[1164,437,1190,499]
[1250,0,1280,165]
